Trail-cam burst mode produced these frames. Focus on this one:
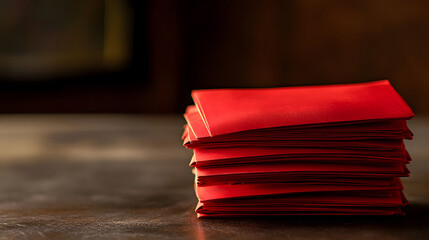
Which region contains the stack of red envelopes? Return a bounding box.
[182,80,414,218]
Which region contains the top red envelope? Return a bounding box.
[191,80,414,137]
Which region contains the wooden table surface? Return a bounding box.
[0,115,428,240]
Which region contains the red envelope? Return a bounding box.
[191,80,414,136]
[196,163,408,178]
[195,162,409,187]
[196,190,407,217]
[183,123,409,150]
[183,80,414,217]
[195,178,403,201]
[184,105,413,140]
[202,190,406,207]
[197,176,398,187]
[191,146,410,168]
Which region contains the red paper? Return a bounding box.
[183,80,414,217]
[191,80,414,136]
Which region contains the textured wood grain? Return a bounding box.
[0,115,427,239]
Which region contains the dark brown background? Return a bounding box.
[0,0,428,114]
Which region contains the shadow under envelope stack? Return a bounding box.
[182,80,414,218]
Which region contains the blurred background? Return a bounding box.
[0,0,428,114]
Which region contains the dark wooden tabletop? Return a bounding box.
[0,115,428,239]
